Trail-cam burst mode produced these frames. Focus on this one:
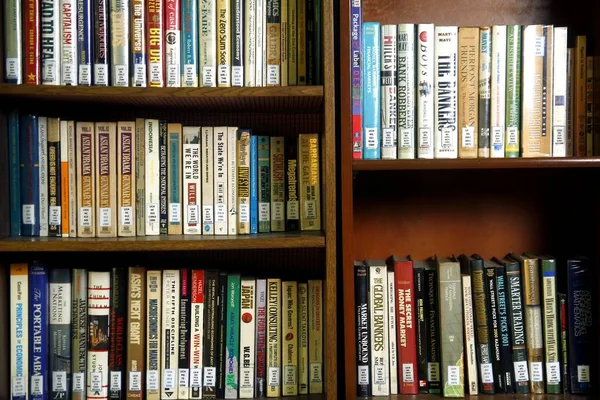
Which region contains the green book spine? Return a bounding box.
[168,126,182,233]
[258,136,270,232]
[505,25,522,157]
[540,256,560,393]
[225,274,241,398]
[437,259,464,398]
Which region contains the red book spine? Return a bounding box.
[395,259,418,394]
[147,0,164,86]
[24,0,40,84]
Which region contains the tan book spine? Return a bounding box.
[76,122,96,237]
[280,0,288,86]
[135,118,146,236]
[574,35,587,156]
[288,0,297,85]
[237,129,251,234]
[217,0,231,87]
[270,136,285,231]
[146,270,162,400]
[60,121,70,237]
[118,121,136,236]
[266,278,282,397]
[47,117,61,236]
[167,123,183,235]
[308,280,323,393]
[297,282,309,394]
[458,27,479,158]
[282,281,298,395]
[95,122,117,237]
[296,0,306,85]
[298,133,321,230]
[267,0,281,86]
[68,121,78,237]
[586,56,594,155]
[126,266,146,399]
[567,48,575,156]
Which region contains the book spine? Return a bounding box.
[93,0,109,85]
[540,258,560,393]
[190,270,204,400]
[369,264,389,396]
[559,293,568,393]
[232,0,243,87]
[110,0,129,86]
[255,279,267,397]
[225,275,241,398]
[236,130,251,234]
[282,282,298,395]
[145,119,161,235]
[249,134,258,233]
[471,264,494,393]
[284,136,299,231]
[87,272,111,400]
[29,263,48,400]
[147,0,165,87]
[19,115,40,236]
[266,279,282,396]
[312,0,320,84]
[380,25,397,160]
[24,0,40,84]
[298,133,321,231]
[146,270,162,400]
[266,0,281,86]
[239,279,256,398]
[165,0,181,87]
[397,24,416,160]
[396,262,417,394]
[244,0,256,86]
[216,273,227,398]
[76,122,96,237]
[168,124,183,235]
[182,127,201,234]
[72,269,88,399]
[457,27,479,158]
[126,267,146,399]
[131,0,147,86]
[485,266,503,392]
[354,264,370,396]
[214,128,228,235]
[135,118,145,236]
[495,265,514,393]
[4,0,23,83]
[505,261,529,393]
[414,267,428,393]
[542,26,554,156]
[217,0,231,86]
[67,121,77,237]
[362,22,381,160]
[41,0,60,85]
[60,122,69,237]
[425,267,440,393]
[8,111,21,236]
[387,269,398,395]
[257,136,270,233]
[478,26,491,157]
[61,0,78,85]
[594,56,600,155]
[95,122,117,237]
[505,25,521,157]
[416,24,434,159]
[308,280,323,394]
[269,137,285,231]
[434,26,458,159]
[350,0,362,159]
[159,121,168,235]
[522,257,544,393]
[255,0,264,86]
[230,128,240,234]
[552,27,568,157]
[305,0,313,84]
[202,271,218,399]
[586,56,594,155]
[162,270,181,399]
[117,122,136,236]
[288,0,297,85]
[47,119,62,237]
[181,0,198,87]
[280,0,288,86]
[10,264,29,400]
[490,25,506,158]
[298,283,309,394]
[462,275,478,395]
[39,118,48,237]
[109,268,127,400]
[199,0,216,87]
[567,48,574,156]
[178,269,191,399]
[77,0,93,85]
[201,127,214,235]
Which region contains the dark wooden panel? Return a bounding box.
[376,395,595,400]
[353,168,598,261]
[0,264,8,400]
[0,111,9,237]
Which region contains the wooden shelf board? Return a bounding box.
[0,84,324,112]
[363,395,593,399]
[0,231,325,252]
[353,157,600,171]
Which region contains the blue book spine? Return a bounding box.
[350,0,362,159]
[250,135,258,233]
[567,258,595,394]
[362,22,381,160]
[131,0,147,86]
[8,110,21,236]
[29,263,49,400]
[181,0,198,86]
[19,115,40,237]
[77,0,93,85]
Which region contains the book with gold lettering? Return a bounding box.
[239,278,256,398]
[118,121,136,236]
[282,281,298,395]
[266,278,282,397]
[298,133,320,231]
[76,122,96,237]
[126,266,146,399]
[95,122,117,237]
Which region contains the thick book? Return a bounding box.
[109,268,127,400]
[413,262,428,393]
[354,262,370,397]
[50,269,72,400]
[126,267,146,399]
[365,260,389,395]
[29,263,48,400]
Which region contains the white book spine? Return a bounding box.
[87,271,111,400]
[213,127,228,234]
[380,25,397,160]
[161,270,180,400]
[262,4,267,85]
[10,266,29,399]
[190,271,204,399]
[110,0,130,86]
[369,263,389,396]
[201,127,214,234]
[200,0,216,87]
[239,279,256,398]
[61,0,78,85]
[462,275,479,395]
[60,121,70,237]
[417,24,434,159]
[166,24,181,87]
[434,26,458,159]
[68,121,77,237]
[146,270,162,400]
[4,0,23,83]
[490,25,507,158]
[255,0,264,86]
[182,127,202,234]
[227,127,238,235]
[39,117,49,236]
[145,119,161,235]
[387,270,398,395]
[244,0,256,86]
[553,27,568,157]
[398,24,416,159]
[41,0,61,85]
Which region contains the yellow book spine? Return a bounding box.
[266,278,281,397]
[457,27,479,159]
[298,133,321,230]
[217,0,231,87]
[282,281,298,395]
[237,130,251,234]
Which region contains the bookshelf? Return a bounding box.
[0,0,337,398]
[340,0,600,399]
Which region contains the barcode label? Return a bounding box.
[514,361,529,382]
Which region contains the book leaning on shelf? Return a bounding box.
[6,112,322,237]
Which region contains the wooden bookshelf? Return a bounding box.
[0,0,337,396]
[340,0,600,399]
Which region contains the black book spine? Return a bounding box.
[48,134,61,236]
[202,270,219,399]
[179,269,192,397]
[284,136,299,231]
[93,0,109,85]
[495,265,514,393]
[109,268,128,400]
[425,267,441,393]
[159,121,168,234]
[559,292,569,393]
[231,0,243,86]
[216,272,228,398]
[485,266,503,393]
[354,262,370,396]
[414,266,428,393]
[305,0,314,85]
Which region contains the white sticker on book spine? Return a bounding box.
[365,127,377,149]
[357,365,369,385]
[167,65,180,87]
[100,208,111,227]
[203,67,215,86]
[129,371,142,391]
[267,65,280,85]
[492,126,504,147]
[22,204,35,224]
[373,365,385,385]
[202,205,213,224]
[259,202,270,222]
[218,65,230,85]
[53,371,67,391]
[481,363,494,383]
[90,372,102,391]
[79,65,91,85]
[283,366,297,385]
[114,65,128,86]
[232,66,243,86]
[401,128,413,148]
[554,126,565,145]
[134,64,147,86]
[62,63,75,85]
[203,367,216,387]
[169,203,181,223]
[420,128,432,148]
[184,64,197,86]
[441,127,454,149]
[304,200,317,220]
[110,371,122,390]
[12,376,25,396]
[382,127,394,147]
[462,126,475,148]
[530,361,543,382]
[149,63,163,85]
[44,60,57,83]
[514,360,529,382]
[6,58,19,80]
[187,204,199,224]
[402,363,414,383]
[447,365,460,386]
[427,362,439,381]
[215,203,226,223]
[287,200,299,220]
[535,36,546,56]
[239,203,250,223]
[73,372,85,392]
[147,203,158,223]
[507,126,519,146]
[190,368,202,388]
[179,368,190,387]
[163,369,176,390]
[94,64,108,86]
[272,201,284,221]
[268,367,280,386]
[31,375,43,395]
[120,206,133,226]
[311,363,323,383]
[147,370,159,390]
[546,362,560,383]
[80,206,92,227]
[578,365,590,383]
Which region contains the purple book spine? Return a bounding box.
[351,0,362,159]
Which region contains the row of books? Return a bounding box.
[9,264,324,399]
[354,254,595,397]
[7,112,322,237]
[350,20,599,159]
[3,0,322,87]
